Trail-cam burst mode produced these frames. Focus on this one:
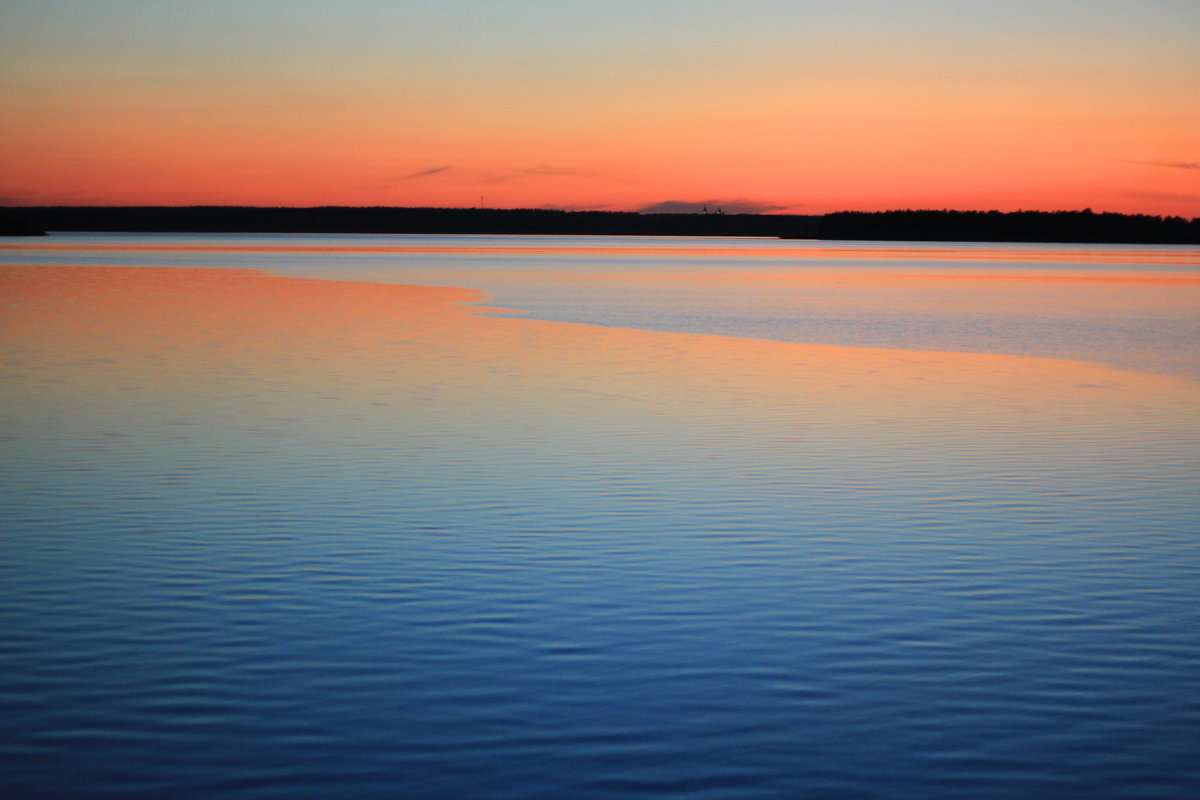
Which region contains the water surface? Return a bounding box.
[6,232,1199,379]
[1,236,1198,799]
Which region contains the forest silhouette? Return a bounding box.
[0,216,47,236]
[1,207,817,238]
[815,209,1199,244]
[2,206,1198,243]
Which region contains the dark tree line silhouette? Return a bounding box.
[0,206,819,238]
[814,209,1200,244]
[0,216,47,236]
[2,206,1197,243]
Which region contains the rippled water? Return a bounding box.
[2,236,1198,799]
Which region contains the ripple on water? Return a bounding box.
[0,264,1197,799]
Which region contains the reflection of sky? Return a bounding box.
[4,233,1199,381]
[3,261,1199,798]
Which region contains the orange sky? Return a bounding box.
[1,1,1197,215]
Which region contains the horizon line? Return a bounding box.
[3,204,1198,220]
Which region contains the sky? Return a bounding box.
[1,0,1197,215]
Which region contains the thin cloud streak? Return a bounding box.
[1107,158,1200,171]
[402,166,453,180]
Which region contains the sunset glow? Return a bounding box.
[1,0,1198,215]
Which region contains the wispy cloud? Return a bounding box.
[401,165,453,180]
[639,198,800,215]
[1107,157,1200,171]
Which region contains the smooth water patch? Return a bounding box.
[4,233,1199,381]
[2,265,1198,799]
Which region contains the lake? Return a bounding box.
[2,234,1198,799]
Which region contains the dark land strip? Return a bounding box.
[2,207,1197,243]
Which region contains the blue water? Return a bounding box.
[2,235,1198,799]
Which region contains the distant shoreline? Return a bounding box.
[0,216,48,236]
[1,206,819,240]
[2,206,1197,244]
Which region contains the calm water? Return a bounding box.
[2,235,1198,799]
[7,232,1200,380]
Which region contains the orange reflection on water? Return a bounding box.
[4,265,1197,433]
